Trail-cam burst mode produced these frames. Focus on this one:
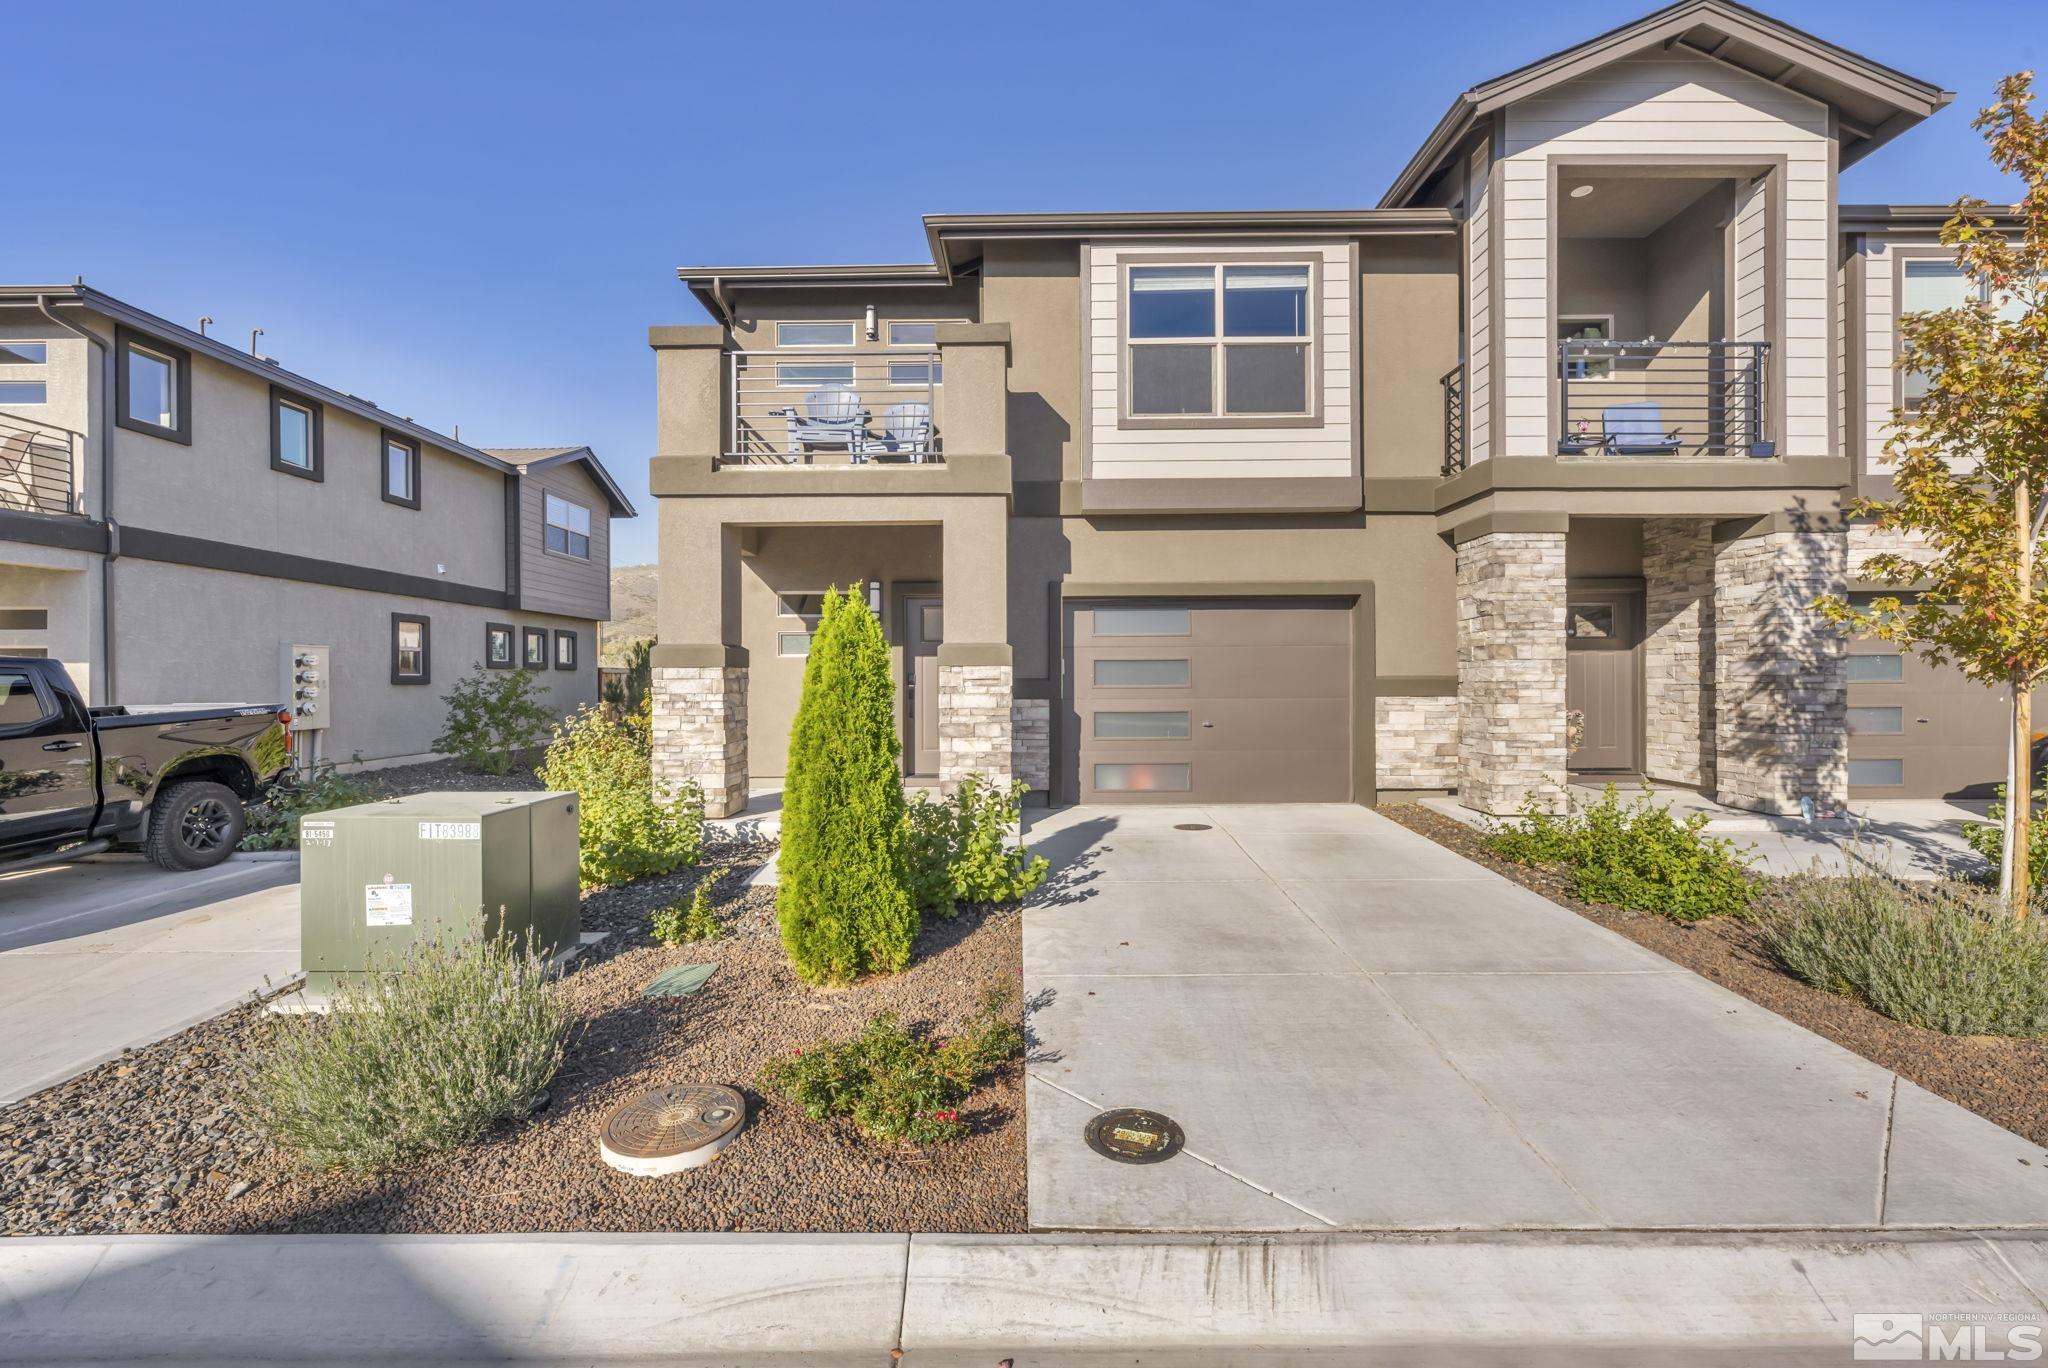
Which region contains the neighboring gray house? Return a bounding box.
[0,285,635,767]
[644,0,2016,815]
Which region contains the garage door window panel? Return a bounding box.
[1094,763,1191,793]
[1092,606,1189,636]
[1093,710,1192,740]
[1093,658,1191,689]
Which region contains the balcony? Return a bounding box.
[726,351,943,465]
[0,412,81,516]
[1557,339,1773,459]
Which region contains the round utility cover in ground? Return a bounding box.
[1084,1108,1185,1165]
[1173,823,1212,831]
[599,1084,746,1176]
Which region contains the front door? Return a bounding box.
[905,596,941,776]
[1565,590,1641,773]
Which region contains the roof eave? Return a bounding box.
[515,447,638,519]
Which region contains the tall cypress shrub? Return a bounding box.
[777,587,917,984]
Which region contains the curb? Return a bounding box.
[4,1230,2045,1364]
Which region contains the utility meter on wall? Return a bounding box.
[282,643,331,732]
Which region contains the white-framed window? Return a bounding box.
[0,341,48,404]
[0,383,45,405]
[276,401,314,468]
[381,433,420,507]
[391,614,430,684]
[125,342,179,428]
[775,322,858,348]
[773,322,858,388]
[885,320,950,386]
[1125,263,1313,418]
[1899,260,2027,409]
[776,591,828,657]
[544,491,591,559]
[1559,316,1615,380]
[0,342,48,366]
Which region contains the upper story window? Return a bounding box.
[381,431,421,508]
[1125,262,1315,420]
[775,321,858,388]
[1899,259,2027,409]
[544,491,592,559]
[0,342,48,406]
[114,326,192,444]
[886,321,946,386]
[269,386,323,481]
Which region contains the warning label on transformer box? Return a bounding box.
[365,884,414,927]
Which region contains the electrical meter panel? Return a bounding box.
[282,643,331,732]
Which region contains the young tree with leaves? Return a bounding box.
[776,587,917,984]
[1817,71,2048,917]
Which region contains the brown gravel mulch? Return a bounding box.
[0,856,1026,1236]
[1378,802,2048,1151]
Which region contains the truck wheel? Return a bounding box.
[145,780,245,871]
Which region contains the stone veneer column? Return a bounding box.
[938,660,1015,792]
[1711,523,1848,815]
[1011,697,1051,794]
[1642,517,1717,789]
[651,663,748,819]
[1456,527,1568,815]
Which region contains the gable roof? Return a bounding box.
[481,445,637,518]
[1381,0,1952,207]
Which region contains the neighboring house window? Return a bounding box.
[1559,316,1614,380]
[776,591,825,657]
[521,625,548,669]
[775,321,859,388]
[886,321,948,386]
[1898,260,2026,409]
[269,386,323,480]
[381,431,421,508]
[0,341,48,405]
[553,629,577,670]
[484,622,514,669]
[391,614,430,685]
[544,492,591,559]
[114,327,192,444]
[1125,262,1314,419]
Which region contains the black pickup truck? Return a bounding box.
[0,657,289,873]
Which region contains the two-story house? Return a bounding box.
[645,0,2008,818]
[0,284,635,767]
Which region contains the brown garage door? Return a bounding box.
[1848,641,2043,800]
[1067,599,1352,804]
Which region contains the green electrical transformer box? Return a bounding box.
[298,791,580,995]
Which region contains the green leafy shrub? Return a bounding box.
[537,705,703,889]
[777,588,917,985]
[602,638,653,716]
[435,665,554,775]
[755,986,1021,1144]
[653,875,724,945]
[1760,873,2048,1035]
[1485,784,1759,920]
[1961,785,2048,887]
[245,928,571,1171]
[904,775,1049,916]
[239,765,375,850]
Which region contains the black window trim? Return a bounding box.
[269,384,325,481]
[379,429,422,509]
[552,628,578,671]
[521,625,548,670]
[390,612,431,685]
[484,621,514,670]
[113,325,193,445]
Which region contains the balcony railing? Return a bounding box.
[726,351,943,465]
[1558,339,1773,459]
[0,412,81,515]
[1440,364,1466,476]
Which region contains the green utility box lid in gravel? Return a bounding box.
[297,791,580,997]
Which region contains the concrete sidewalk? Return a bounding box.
[1022,803,2048,1233]
[4,1230,2046,1365]
[0,856,299,1102]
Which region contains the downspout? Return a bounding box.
[36,295,116,704]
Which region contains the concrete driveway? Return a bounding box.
[0,857,299,1103]
[1022,803,2048,1232]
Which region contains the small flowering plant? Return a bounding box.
[756,986,1021,1145]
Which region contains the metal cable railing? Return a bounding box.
[725,351,943,465]
[1557,339,1773,458]
[0,412,82,515]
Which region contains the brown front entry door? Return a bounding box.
[906,596,941,776]
[1565,590,1641,773]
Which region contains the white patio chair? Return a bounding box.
[877,402,934,463]
[768,386,872,463]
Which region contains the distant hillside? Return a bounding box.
[603,563,657,664]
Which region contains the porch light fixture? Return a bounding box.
[865,579,883,615]
[1570,184,1594,198]
[863,303,878,341]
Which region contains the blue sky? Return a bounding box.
[10,0,2039,565]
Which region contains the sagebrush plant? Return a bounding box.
[904,775,1049,916]
[239,764,375,851]
[777,587,917,985]
[1485,784,1759,921]
[1760,873,2048,1036]
[653,874,724,945]
[755,986,1021,1144]
[537,704,703,889]
[244,927,571,1172]
[1962,785,2048,889]
[435,665,554,775]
